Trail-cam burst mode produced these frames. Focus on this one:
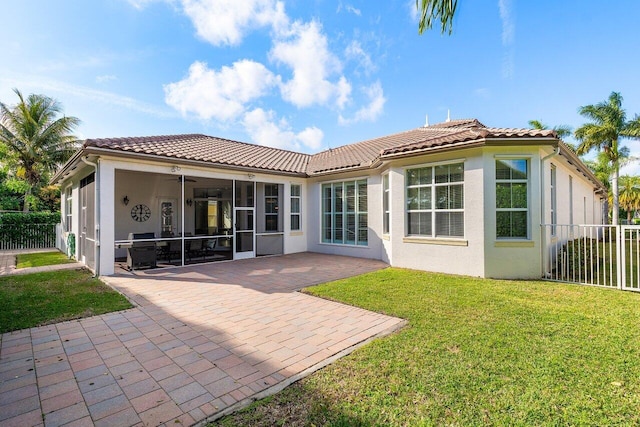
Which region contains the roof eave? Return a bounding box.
[50,147,86,185]
[380,139,488,160]
[558,142,606,192]
[52,147,307,181]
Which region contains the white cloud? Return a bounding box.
[270,20,351,109]
[124,0,160,10]
[337,3,362,16]
[0,75,173,118]
[407,0,419,22]
[181,0,288,46]
[243,108,323,151]
[345,40,376,75]
[498,0,515,45]
[339,81,385,125]
[297,126,324,150]
[163,60,277,121]
[346,5,362,16]
[498,0,515,78]
[96,74,118,83]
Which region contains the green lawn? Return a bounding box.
[16,250,74,269]
[0,269,132,333]
[214,268,640,426]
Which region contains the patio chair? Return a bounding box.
[186,239,204,262]
[161,239,182,263]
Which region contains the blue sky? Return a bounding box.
[2,1,640,167]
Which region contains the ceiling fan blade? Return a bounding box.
[165,177,197,183]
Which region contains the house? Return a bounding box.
[51,119,605,279]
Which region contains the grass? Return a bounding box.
[214,268,640,426]
[0,269,132,333]
[16,250,74,269]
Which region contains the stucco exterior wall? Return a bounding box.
[58,141,603,279]
[546,157,603,226]
[385,149,486,277]
[59,155,309,275]
[482,147,543,279]
[306,171,383,260]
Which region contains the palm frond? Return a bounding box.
[417,0,458,34]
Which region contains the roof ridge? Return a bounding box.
[313,127,432,156]
[85,133,313,158]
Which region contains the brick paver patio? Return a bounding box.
[0,253,405,426]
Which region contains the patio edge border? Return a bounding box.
[193,317,408,426]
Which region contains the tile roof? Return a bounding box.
[70,119,557,177]
[307,119,557,174]
[83,134,310,174]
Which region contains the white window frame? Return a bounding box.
[382,173,390,235]
[495,157,530,239]
[290,184,301,231]
[264,183,279,232]
[65,186,73,233]
[569,176,574,225]
[321,179,368,246]
[550,165,557,235]
[405,160,465,239]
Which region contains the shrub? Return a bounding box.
[558,238,603,282]
[0,212,60,249]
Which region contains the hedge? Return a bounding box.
[0,212,60,249]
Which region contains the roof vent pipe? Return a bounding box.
[446,109,451,122]
[424,114,429,127]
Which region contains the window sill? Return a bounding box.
[290,231,304,236]
[382,234,390,241]
[402,237,468,246]
[494,240,535,248]
[319,242,369,249]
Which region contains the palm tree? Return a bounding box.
[528,120,573,140]
[574,92,640,225]
[417,0,458,34]
[617,175,640,224]
[0,89,79,212]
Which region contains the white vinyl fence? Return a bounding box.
[542,224,640,291]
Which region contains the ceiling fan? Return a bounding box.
[166,176,197,183]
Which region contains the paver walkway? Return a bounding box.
[0,253,405,426]
[0,249,80,276]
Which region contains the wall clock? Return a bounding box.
[131,204,151,222]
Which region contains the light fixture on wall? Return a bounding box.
[186,198,193,207]
[248,173,255,179]
[123,195,129,206]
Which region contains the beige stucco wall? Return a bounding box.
[59,156,308,276]
[482,147,543,279]
[385,148,486,277]
[59,142,603,279]
[306,170,383,260]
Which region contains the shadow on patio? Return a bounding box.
[0,253,403,426]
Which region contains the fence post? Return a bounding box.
[617,225,623,290]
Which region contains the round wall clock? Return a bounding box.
[131,204,151,222]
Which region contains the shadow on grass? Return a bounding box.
[212,380,370,427]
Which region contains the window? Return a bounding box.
[65,187,72,232]
[383,174,390,234]
[406,163,464,238]
[496,159,528,239]
[569,176,574,225]
[322,180,367,246]
[550,165,557,235]
[290,184,301,231]
[264,184,279,231]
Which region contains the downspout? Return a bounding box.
[540,146,560,278]
[81,156,100,277]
